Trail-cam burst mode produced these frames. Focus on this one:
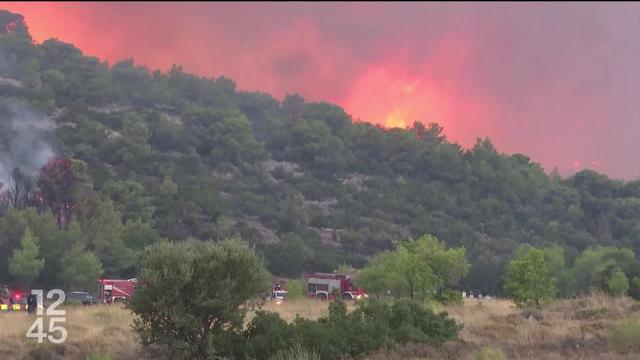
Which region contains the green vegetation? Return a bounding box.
[0,10,639,301]
[609,319,640,353]
[475,346,506,360]
[129,239,270,359]
[8,227,44,287]
[505,246,556,308]
[608,268,630,297]
[357,235,469,300]
[129,235,460,360]
[285,278,306,298]
[230,300,460,360]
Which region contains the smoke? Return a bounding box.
[0,101,56,188]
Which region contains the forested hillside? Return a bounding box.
[1,10,639,295]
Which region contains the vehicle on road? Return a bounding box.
[66,291,97,305]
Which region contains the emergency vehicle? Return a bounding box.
[97,278,137,303]
[306,273,368,300]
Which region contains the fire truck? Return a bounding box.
[97,278,137,303]
[306,273,368,300]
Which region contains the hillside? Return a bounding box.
[0,10,639,295]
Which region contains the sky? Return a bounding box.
[3,2,640,179]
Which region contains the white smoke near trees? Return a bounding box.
[0,101,56,190]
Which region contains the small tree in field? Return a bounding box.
[130,239,270,359]
[505,246,556,308]
[608,268,629,297]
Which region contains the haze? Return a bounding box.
[4,2,639,179]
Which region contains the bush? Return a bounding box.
[608,268,629,297]
[243,311,296,359]
[434,289,463,305]
[270,344,321,360]
[231,299,461,360]
[286,279,306,299]
[475,346,506,360]
[609,319,640,353]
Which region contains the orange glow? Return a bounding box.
[385,111,408,129]
[343,65,453,131]
[1,3,497,148]
[2,3,636,179]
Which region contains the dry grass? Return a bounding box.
[258,297,356,322]
[0,304,140,360]
[0,294,638,359]
[436,292,640,360]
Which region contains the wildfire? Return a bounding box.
[343,64,454,133]
[385,111,408,129]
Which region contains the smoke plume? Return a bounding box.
[0,101,56,188]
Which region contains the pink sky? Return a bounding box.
[4,2,639,179]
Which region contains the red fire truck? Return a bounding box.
[97,278,137,303]
[306,273,368,300]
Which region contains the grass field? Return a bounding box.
[0,293,639,359]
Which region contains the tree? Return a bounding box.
[130,239,270,359]
[542,244,574,297]
[158,175,178,196]
[263,233,310,278]
[8,227,44,286]
[37,158,94,229]
[505,246,556,308]
[8,167,34,209]
[60,244,103,290]
[608,268,629,297]
[404,234,470,295]
[357,235,469,301]
[572,247,636,295]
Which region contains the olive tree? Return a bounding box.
[130,239,270,359]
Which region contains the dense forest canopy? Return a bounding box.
[0,10,639,295]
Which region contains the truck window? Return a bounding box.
[308,283,317,293]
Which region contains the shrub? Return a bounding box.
[607,268,629,297]
[234,299,460,360]
[609,319,640,353]
[475,346,506,360]
[286,279,306,299]
[270,344,321,360]
[243,310,297,359]
[434,289,463,305]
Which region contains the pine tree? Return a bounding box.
[9,227,45,286]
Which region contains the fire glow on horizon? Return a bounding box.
[3,2,639,179]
